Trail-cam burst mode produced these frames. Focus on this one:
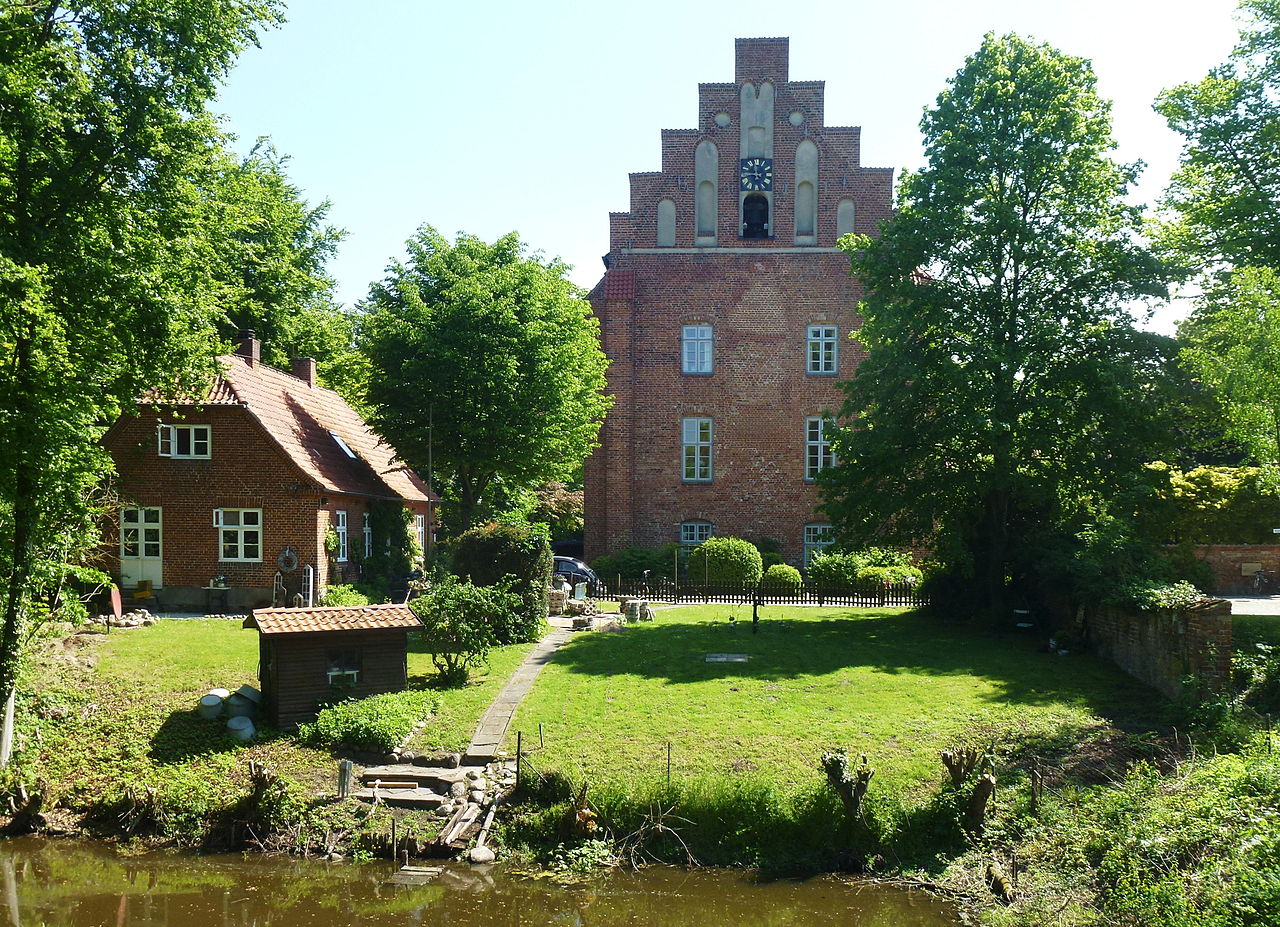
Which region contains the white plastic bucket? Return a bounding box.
[226,716,255,741]
[196,694,224,719]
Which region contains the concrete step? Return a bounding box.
[351,786,447,809]
[360,764,469,792]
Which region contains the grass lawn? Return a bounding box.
[509,605,1171,794]
[21,619,535,811]
[1232,613,1280,652]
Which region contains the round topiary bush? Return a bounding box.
[762,563,802,590]
[447,522,551,642]
[687,536,763,584]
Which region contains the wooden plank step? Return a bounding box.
[443,803,481,847]
[360,764,469,790]
[384,865,443,886]
[351,787,446,809]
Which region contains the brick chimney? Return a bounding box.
[291,357,317,388]
[235,330,260,367]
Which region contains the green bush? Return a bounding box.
[410,576,524,681]
[319,584,371,607]
[687,536,763,584]
[591,544,683,585]
[751,537,785,571]
[762,563,802,589]
[298,690,438,754]
[1121,580,1206,611]
[448,522,551,641]
[807,548,921,585]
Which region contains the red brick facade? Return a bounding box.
[101,338,434,611]
[584,38,893,565]
[1188,544,1280,595]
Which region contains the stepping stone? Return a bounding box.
[706,653,750,662]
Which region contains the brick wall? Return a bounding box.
[1083,600,1233,700]
[584,38,893,566]
[1189,544,1280,595]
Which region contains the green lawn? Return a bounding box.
[21,619,535,808]
[509,605,1170,793]
[1232,613,1280,652]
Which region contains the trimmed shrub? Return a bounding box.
[808,548,921,585]
[1120,579,1206,611]
[591,544,683,585]
[762,563,802,590]
[298,690,438,753]
[751,537,785,571]
[410,575,525,679]
[448,522,551,641]
[687,536,763,584]
[319,584,370,607]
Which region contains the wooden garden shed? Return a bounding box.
[245,603,423,728]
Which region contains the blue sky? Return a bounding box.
[215,0,1242,331]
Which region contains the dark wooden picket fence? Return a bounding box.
[589,578,928,608]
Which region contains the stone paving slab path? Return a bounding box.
[464,621,574,764]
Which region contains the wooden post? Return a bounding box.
[666,741,672,789]
[338,759,353,798]
[391,817,397,857]
[539,722,544,749]
[516,730,523,792]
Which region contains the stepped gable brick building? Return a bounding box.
[102,333,436,612]
[584,37,893,567]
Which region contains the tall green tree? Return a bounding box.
[201,141,351,375]
[825,34,1172,618]
[0,0,280,752]
[1156,0,1280,270]
[358,227,612,533]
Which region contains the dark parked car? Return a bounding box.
[553,556,599,589]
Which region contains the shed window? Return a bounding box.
[327,650,361,686]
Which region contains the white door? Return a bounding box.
[120,506,163,589]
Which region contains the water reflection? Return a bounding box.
[0,837,957,926]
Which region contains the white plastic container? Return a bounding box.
[226,716,255,742]
[226,693,254,718]
[207,688,231,700]
[196,694,224,719]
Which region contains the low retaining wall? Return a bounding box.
[1189,544,1280,595]
[1083,600,1232,700]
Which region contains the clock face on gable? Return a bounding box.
[740,157,773,191]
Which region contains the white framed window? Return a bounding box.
[334,511,348,562]
[157,424,210,458]
[362,512,373,559]
[327,650,361,686]
[214,508,261,562]
[803,524,835,567]
[805,417,835,480]
[413,514,426,559]
[807,325,838,375]
[120,506,162,559]
[680,520,713,546]
[682,417,713,482]
[682,324,713,374]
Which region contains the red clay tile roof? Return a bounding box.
[602,270,635,299]
[151,354,433,504]
[246,603,423,635]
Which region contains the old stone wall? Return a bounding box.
[1188,544,1280,595]
[1083,600,1233,700]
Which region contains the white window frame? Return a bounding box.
[803,524,835,567]
[120,506,162,560]
[214,508,262,562]
[157,424,211,459]
[362,512,373,559]
[805,417,835,481]
[807,325,838,375]
[681,324,714,374]
[680,520,714,546]
[334,511,349,562]
[682,417,713,482]
[414,514,426,559]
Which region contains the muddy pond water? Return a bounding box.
[0,837,958,925]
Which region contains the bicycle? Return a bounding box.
[1251,569,1280,595]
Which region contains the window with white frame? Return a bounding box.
[413,514,426,559]
[680,520,713,546]
[805,417,835,480]
[158,424,210,458]
[682,324,713,374]
[682,417,713,481]
[215,508,261,561]
[334,511,348,562]
[803,524,834,567]
[362,512,372,559]
[327,650,361,687]
[807,325,838,375]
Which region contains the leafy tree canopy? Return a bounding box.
[1156,0,1280,270]
[357,227,612,532]
[825,33,1174,617]
[0,0,282,746]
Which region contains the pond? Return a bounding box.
[0,837,959,925]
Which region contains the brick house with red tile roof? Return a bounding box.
[584,38,894,567]
[102,333,437,612]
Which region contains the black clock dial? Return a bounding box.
[739,157,773,191]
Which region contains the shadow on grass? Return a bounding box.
[545,609,1166,726]
[147,709,283,764]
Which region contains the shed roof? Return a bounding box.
[246,603,422,635]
